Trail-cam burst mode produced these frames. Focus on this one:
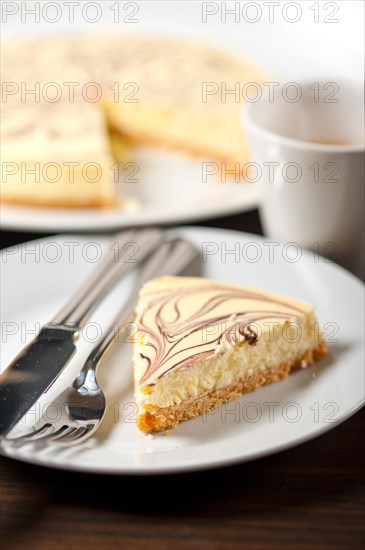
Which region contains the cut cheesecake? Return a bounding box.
[1,35,266,207]
[1,37,116,207]
[133,277,327,433]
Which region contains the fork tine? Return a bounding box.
[11,423,53,441]
[50,426,86,443]
[57,423,95,445]
[76,424,95,439]
[47,425,76,441]
[9,423,96,446]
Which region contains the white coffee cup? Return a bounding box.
[243,80,364,271]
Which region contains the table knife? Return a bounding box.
[0,228,164,436]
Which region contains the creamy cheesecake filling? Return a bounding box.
[2,35,266,208]
[133,277,322,410]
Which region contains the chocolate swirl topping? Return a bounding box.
[135,280,306,385]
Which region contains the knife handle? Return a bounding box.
[51,228,164,328]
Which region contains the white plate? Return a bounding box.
[1,1,363,232]
[0,179,258,232]
[1,227,364,474]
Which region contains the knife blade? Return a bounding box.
[0,324,78,436]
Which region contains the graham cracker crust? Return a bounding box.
[137,341,328,433]
[0,196,116,208]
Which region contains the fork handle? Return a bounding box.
[76,238,198,383]
[51,228,164,327]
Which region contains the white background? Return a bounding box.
[2,1,364,80]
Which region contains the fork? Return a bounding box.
[8,238,197,445]
[0,227,165,437]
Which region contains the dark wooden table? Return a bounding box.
[1,210,364,550]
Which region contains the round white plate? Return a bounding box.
[1,2,363,232]
[1,227,364,474]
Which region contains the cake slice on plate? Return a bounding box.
[133,277,327,433]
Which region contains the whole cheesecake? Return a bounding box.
[1,35,265,208]
[133,277,327,433]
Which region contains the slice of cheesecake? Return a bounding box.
[133,277,327,433]
[101,34,266,166]
[1,38,116,208]
[1,102,116,208]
